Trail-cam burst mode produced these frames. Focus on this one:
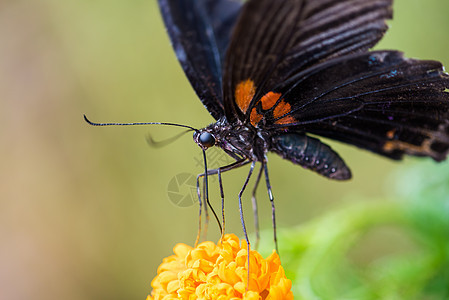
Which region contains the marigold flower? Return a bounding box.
[147,234,293,300]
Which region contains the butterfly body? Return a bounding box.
[272,133,352,179]
[195,117,352,179]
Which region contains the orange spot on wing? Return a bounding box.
[273,100,295,125]
[275,115,296,125]
[260,92,282,110]
[235,79,256,113]
[250,107,263,127]
[236,87,294,126]
[386,129,396,139]
[273,100,291,119]
[383,139,432,155]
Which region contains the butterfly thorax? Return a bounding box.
[193,117,270,162]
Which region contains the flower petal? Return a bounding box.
[147,234,293,299]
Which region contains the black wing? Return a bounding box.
[272,51,449,161]
[223,0,392,122]
[222,0,449,162]
[158,0,242,120]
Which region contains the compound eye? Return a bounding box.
[199,132,215,148]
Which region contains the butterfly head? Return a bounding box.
[193,119,263,162]
[193,129,216,150]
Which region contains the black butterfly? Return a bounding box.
[155,0,449,246]
[86,0,449,249]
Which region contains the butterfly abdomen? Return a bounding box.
[271,133,351,180]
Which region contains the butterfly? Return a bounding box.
[86,0,449,249]
[155,0,449,247]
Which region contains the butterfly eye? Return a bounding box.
[199,132,215,148]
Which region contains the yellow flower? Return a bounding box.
[147,234,293,300]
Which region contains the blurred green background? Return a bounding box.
[1,0,448,299]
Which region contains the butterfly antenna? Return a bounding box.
[83,114,197,131]
[146,130,191,148]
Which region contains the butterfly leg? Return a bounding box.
[238,161,256,289]
[251,164,264,250]
[198,150,221,245]
[263,163,278,254]
[217,168,225,243]
[195,159,249,245]
[202,171,210,242]
[195,175,203,247]
[195,154,210,246]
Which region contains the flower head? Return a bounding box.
[147,234,293,299]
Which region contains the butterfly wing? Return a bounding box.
[222,0,449,162]
[270,51,449,161]
[158,0,242,120]
[223,0,393,122]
